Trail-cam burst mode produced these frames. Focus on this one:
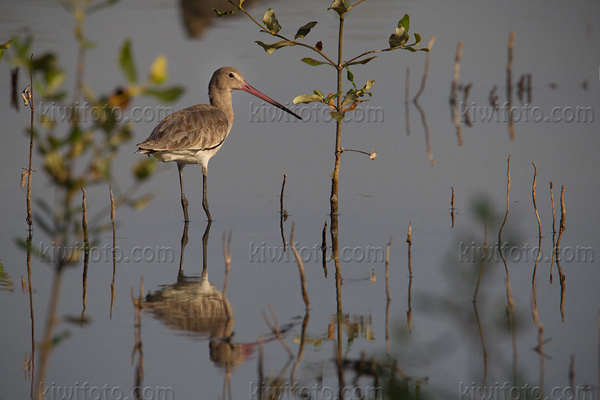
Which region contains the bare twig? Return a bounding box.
[550,182,556,283]
[405,67,410,136]
[35,261,66,400]
[262,306,294,358]
[290,224,309,310]
[280,174,288,251]
[450,41,464,146]
[498,155,511,268]
[23,54,35,230]
[532,163,542,240]
[321,221,328,278]
[290,311,309,384]
[406,222,413,278]
[507,32,515,140]
[556,186,566,321]
[462,83,473,127]
[385,237,393,301]
[473,221,488,303]
[451,187,455,228]
[414,100,434,166]
[497,156,514,314]
[131,277,144,400]
[280,173,287,216]
[340,147,377,160]
[569,354,575,390]
[489,85,499,108]
[450,41,463,105]
[81,188,89,246]
[346,0,367,11]
[531,294,548,393]
[413,36,436,103]
[532,163,543,298]
[110,186,116,319]
[385,298,391,354]
[473,302,488,383]
[82,188,89,319]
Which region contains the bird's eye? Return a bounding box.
[228,73,235,78]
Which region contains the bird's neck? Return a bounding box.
[209,89,234,125]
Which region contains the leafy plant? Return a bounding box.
[5,0,184,258]
[214,0,429,214]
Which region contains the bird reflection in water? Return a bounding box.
[143,222,249,370]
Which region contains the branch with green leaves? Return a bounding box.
[294,69,375,121]
[214,0,429,121]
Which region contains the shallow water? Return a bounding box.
[1,0,600,398]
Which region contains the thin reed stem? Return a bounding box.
[385,237,393,301]
[413,36,436,103]
[290,224,309,310]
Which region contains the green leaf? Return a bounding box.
[324,92,342,102]
[293,94,323,105]
[149,55,168,84]
[398,14,410,34]
[295,21,318,40]
[346,69,355,85]
[330,111,345,121]
[388,14,410,48]
[346,56,377,66]
[211,8,234,17]
[313,89,324,98]
[143,86,185,103]
[402,46,429,53]
[0,39,12,62]
[389,28,408,48]
[413,33,422,45]
[301,57,326,66]
[341,93,358,108]
[119,39,137,84]
[328,0,347,16]
[364,80,375,90]
[263,8,282,35]
[255,40,292,54]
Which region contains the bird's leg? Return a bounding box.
[202,165,212,221]
[177,163,189,222]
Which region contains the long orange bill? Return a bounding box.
[241,81,302,120]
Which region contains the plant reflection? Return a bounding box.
[179,0,257,38]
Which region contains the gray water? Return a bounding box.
[1,0,599,398]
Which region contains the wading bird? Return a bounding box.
[137,66,301,221]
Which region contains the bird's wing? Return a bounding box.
[137,105,230,152]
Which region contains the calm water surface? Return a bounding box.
[1,0,599,399]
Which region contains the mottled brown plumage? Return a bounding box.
[139,105,229,153]
[136,66,301,222]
